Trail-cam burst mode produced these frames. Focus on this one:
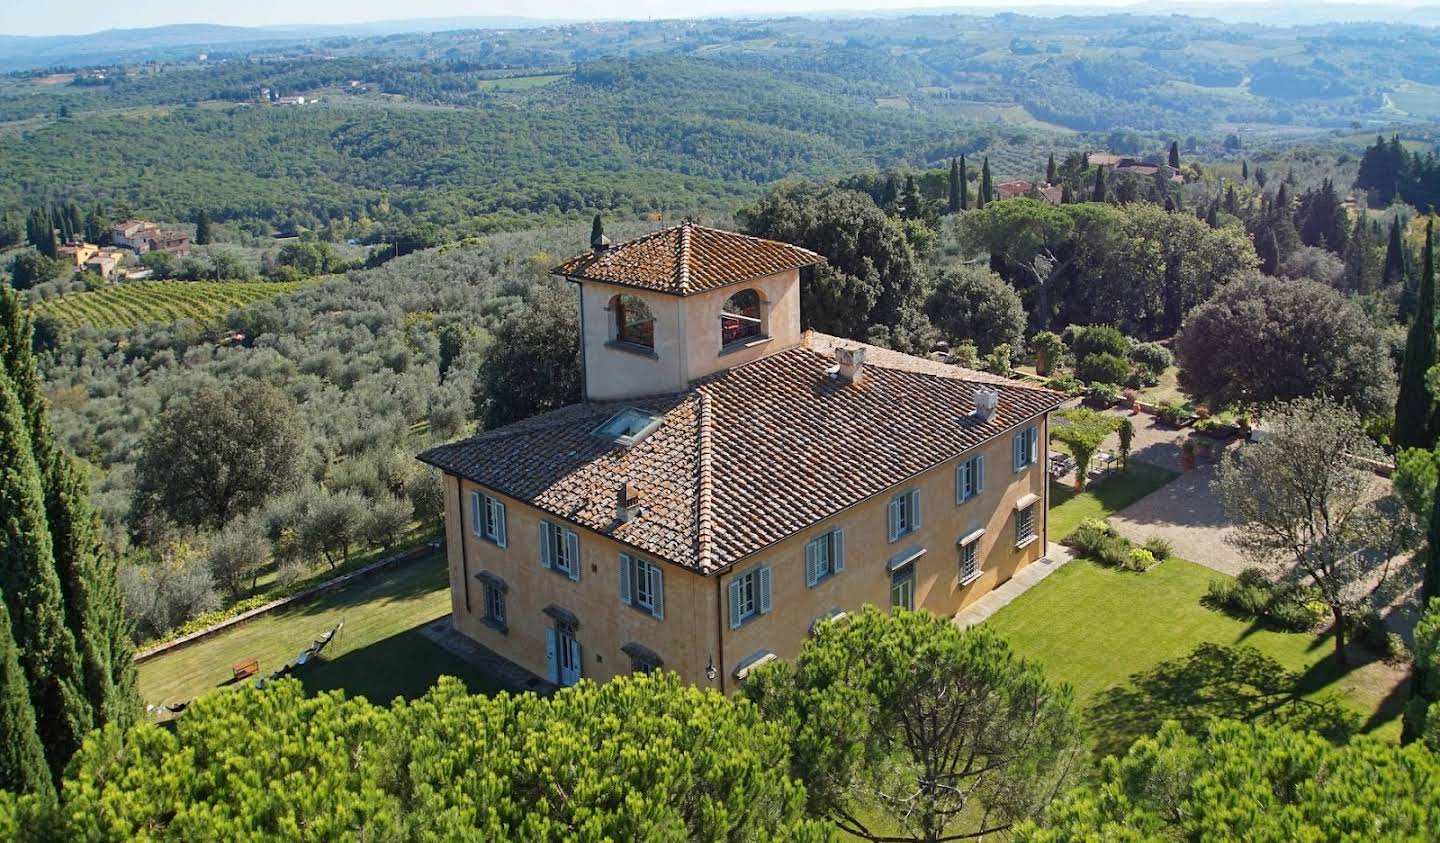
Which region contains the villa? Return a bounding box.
[419,222,1063,692]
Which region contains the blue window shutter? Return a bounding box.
[728,580,743,629]
[909,490,921,530]
[1013,432,1022,471]
[833,529,846,572]
[976,456,986,494]
[1028,427,1039,463]
[887,497,900,542]
[805,539,818,587]
[469,492,483,536]
[545,628,559,683]
[538,523,552,568]
[619,555,633,605]
[493,499,507,547]
[955,462,964,503]
[651,565,664,620]
[565,530,581,582]
[758,566,773,614]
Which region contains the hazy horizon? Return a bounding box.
[0,0,1410,38]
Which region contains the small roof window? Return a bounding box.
[593,407,663,447]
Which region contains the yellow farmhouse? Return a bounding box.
[420,222,1062,693]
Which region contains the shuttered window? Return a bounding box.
[619,554,665,620]
[887,490,921,543]
[538,521,580,581]
[470,491,508,547]
[1013,426,1038,471]
[805,529,846,587]
[728,564,772,629]
[956,455,986,503]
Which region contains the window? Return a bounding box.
[539,521,580,581]
[619,554,665,619]
[959,530,985,585]
[469,491,507,547]
[592,407,663,448]
[483,581,507,630]
[805,528,846,587]
[890,567,914,611]
[887,489,922,542]
[956,455,986,503]
[622,642,663,674]
[728,565,772,629]
[1016,504,1037,547]
[1013,426,1039,471]
[613,294,655,349]
[720,288,764,346]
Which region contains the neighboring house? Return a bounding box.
[57,241,100,267]
[110,220,191,255]
[1087,152,1183,183]
[83,249,125,279]
[994,179,1063,204]
[419,223,1062,692]
[274,95,307,105]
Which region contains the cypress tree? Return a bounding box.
[880,174,899,211]
[1060,183,1073,204]
[901,175,922,220]
[195,209,213,246]
[1342,210,1373,293]
[1046,153,1057,184]
[0,370,91,779]
[948,158,961,214]
[1168,141,1180,169]
[1242,160,1249,181]
[1092,166,1106,203]
[1385,217,1409,281]
[1395,220,1436,450]
[979,158,992,208]
[0,594,52,799]
[958,156,969,210]
[0,289,53,478]
[590,214,604,245]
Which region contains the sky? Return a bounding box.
[2,0,1223,37]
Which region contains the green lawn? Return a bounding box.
[1048,460,1179,540]
[139,554,505,708]
[985,557,1405,756]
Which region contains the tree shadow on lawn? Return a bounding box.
[287,555,450,619]
[1086,642,1358,759]
[300,620,505,704]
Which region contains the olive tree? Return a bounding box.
[745,607,1086,843]
[1214,397,1415,666]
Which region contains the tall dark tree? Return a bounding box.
[0,594,52,800]
[1168,141,1180,169]
[1297,179,1348,254]
[1342,209,1374,294]
[476,283,582,428]
[1395,221,1436,450]
[947,158,962,214]
[1046,153,1058,184]
[194,209,213,246]
[1092,166,1106,203]
[25,208,56,257]
[1060,182,1073,204]
[1242,160,1249,181]
[979,158,993,208]
[900,174,922,220]
[880,174,899,211]
[0,370,90,781]
[958,156,969,210]
[590,213,604,245]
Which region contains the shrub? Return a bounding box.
[1204,567,1324,632]
[1355,610,1411,665]
[1129,341,1172,376]
[984,342,1013,375]
[950,341,979,368]
[1085,382,1120,406]
[1045,374,1084,395]
[1064,519,1115,556]
[1095,536,1134,568]
[1077,352,1130,385]
[1030,330,1067,375]
[1156,402,1192,426]
[1124,548,1157,572]
[1142,536,1173,560]
[1068,324,1128,361]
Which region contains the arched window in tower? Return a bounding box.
[720,288,764,347]
[612,295,655,350]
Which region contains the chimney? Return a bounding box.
[616,481,641,522]
[591,232,610,256]
[972,386,1000,421]
[834,346,865,384]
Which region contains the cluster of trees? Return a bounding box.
[1356,135,1440,211]
[0,288,138,797]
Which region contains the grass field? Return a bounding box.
[985,557,1405,756]
[1048,460,1179,540]
[138,554,504,709]
[33,280,308,329]
[477,74,564,91]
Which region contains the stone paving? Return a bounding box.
[954,543,1076,628]
[420,616,557,695]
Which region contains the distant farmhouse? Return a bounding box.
[111,220,191,255]
[57,241,131,280]
[994,179,1063,205]
[1088,152,1184,183]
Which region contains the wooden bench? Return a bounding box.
[232,658,259,680]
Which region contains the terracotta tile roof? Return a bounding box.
[549,222,824,296]
[419,335,1063,574]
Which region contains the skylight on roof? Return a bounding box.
[593,407,663,447]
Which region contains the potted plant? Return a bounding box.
[1156,402,1196,429]
[1180,440,1197,469]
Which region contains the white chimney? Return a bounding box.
[973,387,1000,421]
[834,346,866,384]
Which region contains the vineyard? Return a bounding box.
[32,280,309,329]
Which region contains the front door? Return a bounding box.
[547,626,582,686]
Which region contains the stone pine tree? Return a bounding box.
[979,157,992,208]
[1395,221,1436,451]
[1092,166,1107,203]
[0,595,52,800]
[1168,140,1180,169]
[0,370,91,781]
[948,158,962,214]
[958,156,969,210]
[1046,153,1057,184]
[194,209,213,246]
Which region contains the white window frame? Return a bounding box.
[956,455,986,504]
[959,530,984,586]
[470,491,508,547]
[1016,504,1037,548]
[1013,426,1039,472]
[805,528,846,587]
[887,489,922,543]
[890,566,914,611]
[728,564,772,629]
[539,521,581,582]
[483,581,507,629]
[619,554,665,620]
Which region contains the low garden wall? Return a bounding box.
[133,539,444,664]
